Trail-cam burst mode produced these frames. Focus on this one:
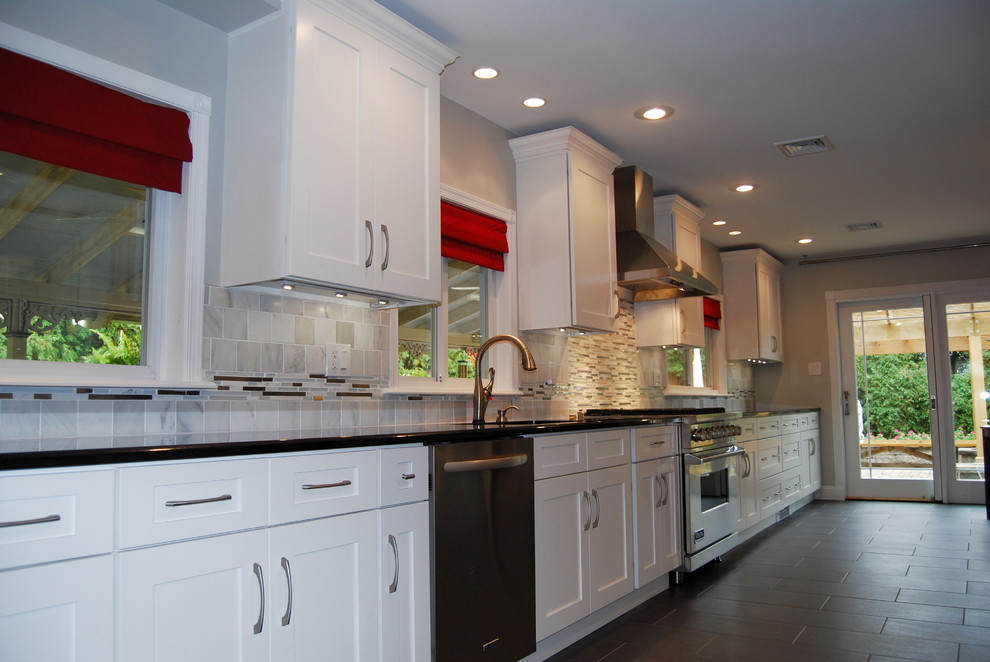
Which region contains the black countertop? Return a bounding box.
[0,417,682,471]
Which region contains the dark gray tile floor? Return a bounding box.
[547,500,990,662]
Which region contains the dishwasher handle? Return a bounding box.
[443,454,528,473]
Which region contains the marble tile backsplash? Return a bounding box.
[0,286,752,450]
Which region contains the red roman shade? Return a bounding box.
[703,296,722,330]
[440,201,509,271]
[0,48,193,193]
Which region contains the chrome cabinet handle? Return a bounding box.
[582,491,592,531]
[810,438,817,456]
[165,494,232,507]
[653,475,663,508]
[253,562,265,635]
[660,473,669,507]
[280,557,292,627]
[770,335,778,353]
[649,440,667,447]
[365,220,374,268]
[387,534,399,594]
[401,473,416,480]
[591,489,601,529]
[0,513,60,528]
[380,224,390,270]
[302,480,352,490]
[742,452,752,478]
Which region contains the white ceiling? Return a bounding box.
[373,0,990,263]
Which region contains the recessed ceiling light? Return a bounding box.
[473,67,499,79]
[728,230,742,236]
[634,105,674,121]
[712,220,727,226]
[797,238,814,244]
[733,184,758,193]
[522,97,546,108]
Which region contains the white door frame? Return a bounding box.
[826,277,990,502]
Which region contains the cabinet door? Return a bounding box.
[757,260,783,360]
[633,457,681,588]
[117,529,269,662]
[569,149,618,332]
[372,44,440,301]
[270,512,379,662]
[656,456,682,576]
[587,464,634,612]
[534,472,590,640]
[0,555,113,662]
[802,429,822,494]
[288,0,377,291]
[379,502,430,662]
[738,441,761,530]
[632,459,662,588]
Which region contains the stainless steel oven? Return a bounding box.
[681,414,744,571]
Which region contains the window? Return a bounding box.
[391,189,515,393]
[0,152,148,365]
[397,258,490,381]
[658,297,726,395]
[0,29,210,386]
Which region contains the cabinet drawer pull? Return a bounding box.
[380,224,390,270]
[387,533,400,594]
[365,220,374,268]
[301,480,352,490]
[253,562,265,635]
[280,557,293,627]
[0,513,61,528]
[165,494,232,507]
[649,440,667,447]
[401,473,416,480]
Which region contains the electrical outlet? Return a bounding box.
[327,344,350,374]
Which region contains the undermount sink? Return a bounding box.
[456,419,576,426]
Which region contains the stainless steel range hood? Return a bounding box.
[614,166,718,301]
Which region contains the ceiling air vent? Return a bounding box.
[774,134,835,157]
[845,221,883,232]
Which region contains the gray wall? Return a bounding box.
[439,96,517,210]
[757,245,990,488]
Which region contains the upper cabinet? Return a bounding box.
[720,248,784,362]
[221,0,457,304]
[509,127,624,333]
[635,195,705,348]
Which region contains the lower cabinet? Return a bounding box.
[632,455,681,588]
[378,502,430,662]
[534,463,633,641]
[737,440,760,531]
[117,529,272,662]
[801,429,822,494]
[0,554,114,662]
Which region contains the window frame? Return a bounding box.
[0,24,210,387]
[388,186,518,395]
[663,295,729,397]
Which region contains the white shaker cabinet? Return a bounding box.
[378,502,430,662]
[720,248,784,362]
[223,0,456,303]
[117,529,271,662]
[630,425,681,588]
[533,431,633,641]
[510,127,624,333]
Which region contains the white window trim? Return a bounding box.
[0,23,210,388]
[387,186,519,395]
[664,295,729,397]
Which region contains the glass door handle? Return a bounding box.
[843,390,850,415]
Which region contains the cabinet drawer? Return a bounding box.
[631,425,678,462]
[737,418,758,443]
[587,428,630,470]
[781,433,801,472]
[780,415,802,434]
[758,475,782,518]
[0,469,114,570]
[271,449,377,524]
[379,446,428,507]
[756,416,781,439]
[781,468,803,505]
[804,412,819,429]
[756,437,782,478]
[534,432,587,480]
[118,458,269,548]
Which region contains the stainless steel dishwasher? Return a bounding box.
[431,437,535,662]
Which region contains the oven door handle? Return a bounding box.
[684,446,744,465]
